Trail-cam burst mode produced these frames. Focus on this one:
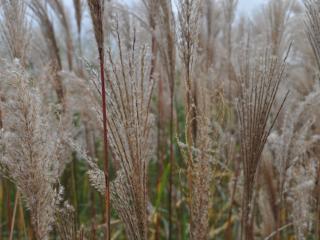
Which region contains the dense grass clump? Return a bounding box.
[1,0,320,239]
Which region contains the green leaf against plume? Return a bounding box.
[155,163,170,211]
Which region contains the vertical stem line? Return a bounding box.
[169,85,174,240]
[9,191,19,240]
[99,48,110,240]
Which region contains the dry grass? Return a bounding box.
[1,0,320,239]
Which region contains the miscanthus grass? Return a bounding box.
[0,62,69,240]
[2,1,320,239]
[235,43,289,240]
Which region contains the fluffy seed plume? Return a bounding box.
[0,63,66,240]
[236,43,289,240]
